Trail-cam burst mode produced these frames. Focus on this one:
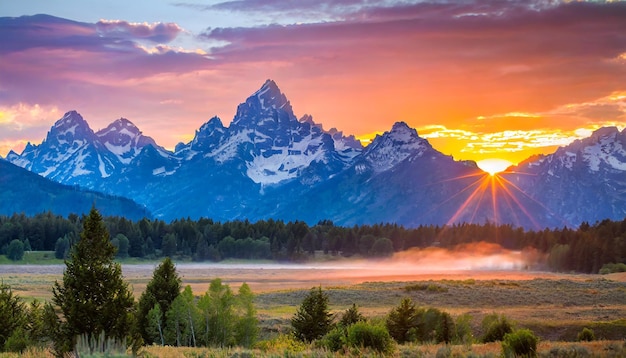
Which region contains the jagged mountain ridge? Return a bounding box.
[5,80,626,228]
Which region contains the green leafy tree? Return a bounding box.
[146,304,165,345]
[164,286,198,347]
[234,283,258,347]
[137,257,181,344]
[291,286,333,342]
[386,298,419,343]
[48,207,135,356]
[111,234,129,259]
[54,236,70,260]
[6,239,24,261]
[197,278,235,347]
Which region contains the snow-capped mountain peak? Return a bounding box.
[232,80,296,129]
[254,79,290,111]
[188,116,226,154]
[361,121,431,172]
[48,110,94,145]
[96,118,159,164]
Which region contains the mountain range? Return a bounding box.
[3,80,626,229]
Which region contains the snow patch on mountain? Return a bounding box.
[246,134,327,185]
[363,122,429,172]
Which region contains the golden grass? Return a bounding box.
[2,264,625,347]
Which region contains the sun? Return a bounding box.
[476,158,513,175]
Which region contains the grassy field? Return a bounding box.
[1,258,625,356]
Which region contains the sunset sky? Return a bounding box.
[1,0,626,165]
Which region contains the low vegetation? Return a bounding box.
[1,208,625,356]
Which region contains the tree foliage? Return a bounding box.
[137,257,182,344]
[48,207,135,356]
[2,213,625,273]
[0,283,26,351]
[502,329,538,358]
[386,298,419,344]
[6,239,24,261]
[234,283,258,347]
[340,303,365,327]
[291,286,333,342]
[481,313,514,343]
[197,278,235,347]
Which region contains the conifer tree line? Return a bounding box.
[0,208,258,355]
[1,212,625,273]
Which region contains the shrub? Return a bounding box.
[599,262,626,274]
[346,321,394,355]
[502,329,538,358]
[6,239,24,261]
[320,326,346,352]
[577,327,595,342]
[547,345,591,358]
[454,313,474,345]
[255,334,306,353]
[481,313,514,343]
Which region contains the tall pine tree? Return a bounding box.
[47,207,135,356]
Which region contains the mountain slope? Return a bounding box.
[502,127,626,226]
[5,80,625,228]
[0,159,150,219]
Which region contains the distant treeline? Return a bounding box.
[1,212,625,273]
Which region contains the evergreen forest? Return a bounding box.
[1,212,625,274]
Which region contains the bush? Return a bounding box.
[481,313,514,343]
[599,263,626,274]
[502,329,538,358]
[346,321,394,355]
[547,345,591,358]
[320,327,346,352]
[577,327,595,342]
[6,239,24,261]
[255,334,306,353]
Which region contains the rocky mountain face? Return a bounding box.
[502,127,626,227]
[5,81,626,228]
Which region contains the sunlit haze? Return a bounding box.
[1,1,626,163]
[476,159,514,175]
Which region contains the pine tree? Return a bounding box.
[291,286,333,342]
[386,298,419,343]
[0,283,26,351]
[48,207,135,356]
[137,257,181,344]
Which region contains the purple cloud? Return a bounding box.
[95,20,182,43]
